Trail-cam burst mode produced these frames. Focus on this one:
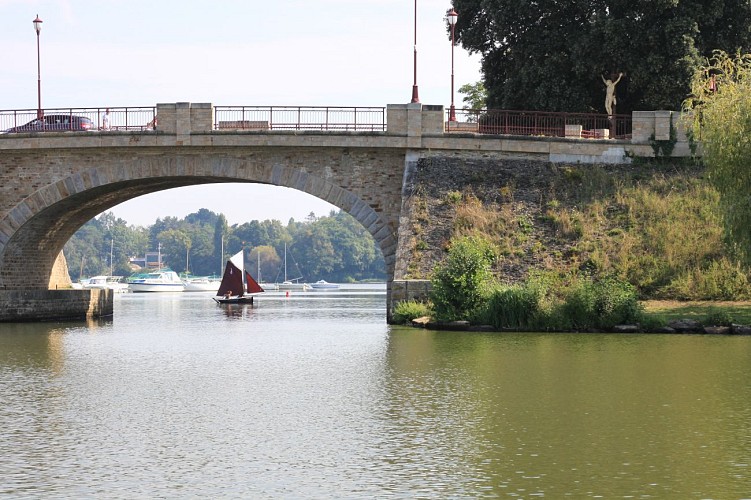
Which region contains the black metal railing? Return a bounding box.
[213,106,386,131]
[447,108,632,140]
[0,107,157,133]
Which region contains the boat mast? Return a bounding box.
[110,239,114,276]
[284,242,288,282]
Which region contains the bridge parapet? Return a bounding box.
[386,103,444,147]
[156,102,214,136]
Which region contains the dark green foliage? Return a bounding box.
[560,275,643,330]
[63,212,148,278]
[65,209,385,282]
[452,0,751,113]
[472,272,643,331]
[474,285,542,330]
[430,236,496,321]
[703,307,734,327]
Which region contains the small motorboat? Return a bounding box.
[310,280,340,290]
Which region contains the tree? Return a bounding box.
[156,229,191,273]
[452,0,751,113]
[685,50,751,265]
[458,81,487,110]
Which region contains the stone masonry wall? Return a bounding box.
[0,289,113,321]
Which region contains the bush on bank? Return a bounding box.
[472,272,644,331]
[429,236,496,322]
[422,236,645,331]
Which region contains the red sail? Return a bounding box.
[216,261,244,297]
[245,271,265,294]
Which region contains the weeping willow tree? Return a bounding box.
[685,50,751,265]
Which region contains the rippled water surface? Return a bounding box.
[1,285,750,498]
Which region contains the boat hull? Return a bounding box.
[183,280,221,292]
[310,280,340,290]
[128,283,185,293]
[213,296,254,304]
[278,282,311,291]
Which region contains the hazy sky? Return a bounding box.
[1,0,481,226]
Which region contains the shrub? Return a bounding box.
[474,284,543,330]
[560,275,643,330]
[703,307,733,327]
[660,258,751,300]
[393,300,432,324]
[445,190,462,204]
[430,235,496,322]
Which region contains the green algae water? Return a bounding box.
[1,286,749,498]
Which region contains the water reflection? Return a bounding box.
[382,329,751,497]
[0,288,749,498]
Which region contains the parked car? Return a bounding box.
[4,114,94,133]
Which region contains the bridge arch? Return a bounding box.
[0,150,400,291]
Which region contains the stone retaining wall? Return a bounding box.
[390,280,432,316]
[0,289,113,322]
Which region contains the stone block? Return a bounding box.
[565,124,582,138]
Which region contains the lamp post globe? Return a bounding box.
[447,9,458,122]
[33,14,43,119]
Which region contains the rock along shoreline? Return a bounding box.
[409,317,751,335]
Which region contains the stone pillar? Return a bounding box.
[631,111,655,144]
[156,103,177,134]
[406,102,424,149]
[421,105,445,135]
[155,102,214,138]
[654,110,673,141]
[386,104,408,135]
[190,103,214,132]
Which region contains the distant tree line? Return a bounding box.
[64,209,386,283]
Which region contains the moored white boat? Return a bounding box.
[84,275,130,293]
[183,276,221,292]
[278,280,312,291]
[310,280,340,290]
[128,270,185,292]
[275,243,310,291]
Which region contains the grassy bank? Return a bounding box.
[406,159,751,301]
[644,301,751,325]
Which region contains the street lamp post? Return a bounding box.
[447,8,458,122]
[33,14,43,119]
[411,0,420,103]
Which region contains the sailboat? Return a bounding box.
[277,243,311,291]
[213,250,265,304]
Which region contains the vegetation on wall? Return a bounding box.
[406,158,751,302]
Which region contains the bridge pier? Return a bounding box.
[0,289,113,322]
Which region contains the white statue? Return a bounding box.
[601,72,624,116]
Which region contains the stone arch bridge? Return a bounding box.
[0,103,686,321]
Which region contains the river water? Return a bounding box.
[1,285,749,498]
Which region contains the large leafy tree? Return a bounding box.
[685,50,751,265]
[452,0,751,113]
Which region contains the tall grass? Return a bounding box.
[444,165,750,301]
[473,272,644,331]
